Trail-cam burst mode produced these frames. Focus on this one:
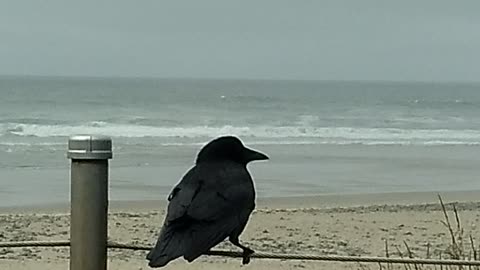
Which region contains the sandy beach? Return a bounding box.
[1,191,479,270]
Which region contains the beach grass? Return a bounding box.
[371,195,479,270]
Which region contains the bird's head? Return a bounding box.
[196,136,269,165]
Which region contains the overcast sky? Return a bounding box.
[1,1,479,81]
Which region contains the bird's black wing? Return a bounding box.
[175,163,254,261]
[147,163,255,267]
[167,163,254,223]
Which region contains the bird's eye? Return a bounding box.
[168,187,180,201]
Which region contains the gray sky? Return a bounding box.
[1,1,479,81]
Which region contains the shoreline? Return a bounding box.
[2,143,480,209]
[2,189,479,214]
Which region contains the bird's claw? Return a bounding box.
[241,248,254,265]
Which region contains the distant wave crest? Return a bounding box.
[1,122,480,146]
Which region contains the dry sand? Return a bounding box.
[1,191,480,269]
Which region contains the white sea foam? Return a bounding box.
[2,122,480,146]
[0,142,64,146]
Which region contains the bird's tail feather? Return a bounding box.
[147,218,235,267]
[147,225,187,267]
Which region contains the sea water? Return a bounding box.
[1,76,479,206]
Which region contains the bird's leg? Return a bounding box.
[229,236,254,265]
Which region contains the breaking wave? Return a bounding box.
[1,122,480,146]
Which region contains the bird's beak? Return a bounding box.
[244,147,269,162]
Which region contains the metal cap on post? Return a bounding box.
[68,135,113,160]
[68,135,112,270]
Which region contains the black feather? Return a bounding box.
[146,136,268,267]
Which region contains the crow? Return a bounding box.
[146,136,269,267]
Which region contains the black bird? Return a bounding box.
[146,136,269,267]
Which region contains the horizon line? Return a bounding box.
[1,73,479,85]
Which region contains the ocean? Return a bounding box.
[1,75,480,207]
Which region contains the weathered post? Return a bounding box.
[67,135,112,270]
